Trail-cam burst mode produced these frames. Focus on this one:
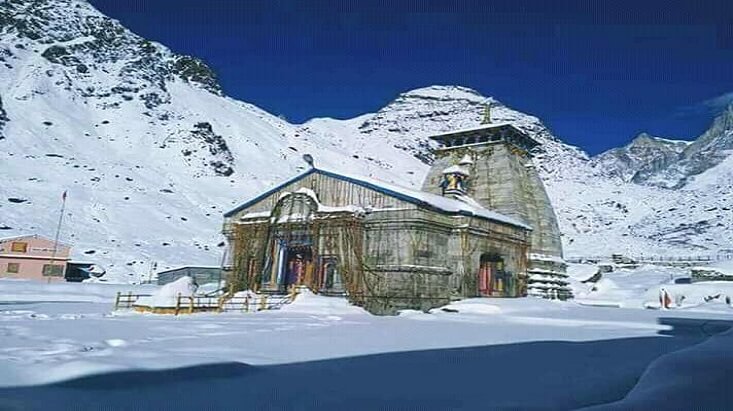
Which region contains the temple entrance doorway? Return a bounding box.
[282,244,313,289]
[319,256,344,294]
[478,253,506,297]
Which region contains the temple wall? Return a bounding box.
[226,201,530,314]
[359,209,529,314]
[525,168,563,258]
[360,210,454,313]
[447,221,530,298]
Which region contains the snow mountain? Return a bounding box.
[591,133,690,184]
[641,105,733,188]
[592,106,733,189]
[1,0,731,282]
[0,0,424,281]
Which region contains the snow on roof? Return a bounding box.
[224,169,319,218]
[225,168,531,230]
[240,188,365,221]
[240,210,273,220]
[156,265,222,275]
[691,260,733,275]
[442,165,470,175]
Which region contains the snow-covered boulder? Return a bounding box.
[197,281,226,296]
[134,276,197,308]
[279,288,369,316]
[566,263,601,283]
[575,265,687,308]
[565,263,601,297]
[427,298,503,315]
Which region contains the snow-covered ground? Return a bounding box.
[0,265,732,409]
[573,264,733,312]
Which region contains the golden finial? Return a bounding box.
[481,103,491,124]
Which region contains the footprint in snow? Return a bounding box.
[59,314,84,320]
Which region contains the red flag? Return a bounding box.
[62,190,67,201]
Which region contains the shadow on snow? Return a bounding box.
[0,317,731,411]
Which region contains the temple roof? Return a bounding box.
[430,122,514,138]
[224,168,531,230]
[429,123,540,151]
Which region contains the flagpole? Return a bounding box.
[49,191,67,283]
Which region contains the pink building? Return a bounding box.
[0,235,71,281]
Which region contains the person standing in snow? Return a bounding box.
[659,287,672,309]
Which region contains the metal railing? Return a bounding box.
[565,254,733,264]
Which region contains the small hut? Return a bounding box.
[0,234,70,281]
[156,266,222,286]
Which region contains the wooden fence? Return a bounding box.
[114,290,297,315]
[114,292,152,310]
[113,289,461,315]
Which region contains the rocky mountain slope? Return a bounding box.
[591,133,691,183]
[642,105,733,188]
[0,0,424,281]
[584,107,733,254]
[592,106,733,190]
[1,0,731,282]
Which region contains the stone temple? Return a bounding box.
[222,121,571,314]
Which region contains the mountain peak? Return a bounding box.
[717,102,733,124]
[0,0,222,98]
[399,85,489,103]
[629,133,689,148]
[631,132,655,143]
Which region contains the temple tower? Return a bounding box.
[422,123,572,299]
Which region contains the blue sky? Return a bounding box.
[90,0,733,154]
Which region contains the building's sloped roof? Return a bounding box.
[224,168,531,230]
[428,122,515,138]
[0,234,72,247]
[156,265,222,275]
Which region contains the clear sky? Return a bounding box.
[89,0,733,155]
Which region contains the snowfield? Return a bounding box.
[574,264,733,312]
[1,264,732,409]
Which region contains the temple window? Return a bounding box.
[440,164,470,195]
